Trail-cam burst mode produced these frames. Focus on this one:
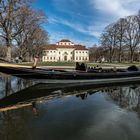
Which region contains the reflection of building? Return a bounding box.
[42,39,89,62]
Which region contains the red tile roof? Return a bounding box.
[44,44,88,50]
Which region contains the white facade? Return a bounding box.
[42,40,89,62]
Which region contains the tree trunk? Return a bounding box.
[118,51,122,63]
[130,51,134,63]
[6,37,12,61]
[109,48,113,63]
[118,43,122,63]
[6,46,12,61]
[109,54,112,63]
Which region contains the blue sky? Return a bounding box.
[33,0,140,47]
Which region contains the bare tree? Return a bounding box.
[124,16,140,62]
[115,18,127,62]
[100,23,118,62]
[0,37,6,58]
[89,44,98,61]
[25,26,48,61]
[14,8,48,61]
[0,46,6,58]
[89,44,105,62]
[99,10,140,63]
[0,0,25,60]
[0,0,48,61]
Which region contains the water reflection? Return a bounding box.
[1,77,140,139]
[1,77,140,114]
[1,77,140,115]
[102,86,140,118]
[0,107,35,140]
[32,102,38,116]
[0,76,35,99]
[74,85,140,116]
[76,91,96,100]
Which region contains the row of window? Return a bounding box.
[76,57,88,61]
[45,57,56,60]
[46,51,72,54]
[58,42,73,45]
[44,57,72,60]
[43,56,88,61]
[75,51,88,53]
[44,51,88,54]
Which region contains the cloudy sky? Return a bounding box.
[33,0,140,47]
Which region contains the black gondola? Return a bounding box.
[0,65,140,84]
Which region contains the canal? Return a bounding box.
[0,77,140,140]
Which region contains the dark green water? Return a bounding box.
[0,77,140,140]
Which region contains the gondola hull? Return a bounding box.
[0,65,140,84]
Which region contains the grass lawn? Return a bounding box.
[21,62,75,66]
[21,61,140,68]
[89,62,140,67]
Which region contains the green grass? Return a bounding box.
[20,61,140,68]
[88,62,140,67]
[21,62,76,66]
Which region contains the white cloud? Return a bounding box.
[48,31,77,43]
[92,0,140,18]
[49,0,140,41]
[48,31,96,47]
[47,0,140,46]
[49,16,103,38]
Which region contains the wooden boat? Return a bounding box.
[0,65,140,84]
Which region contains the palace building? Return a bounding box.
[42,39,89,62]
